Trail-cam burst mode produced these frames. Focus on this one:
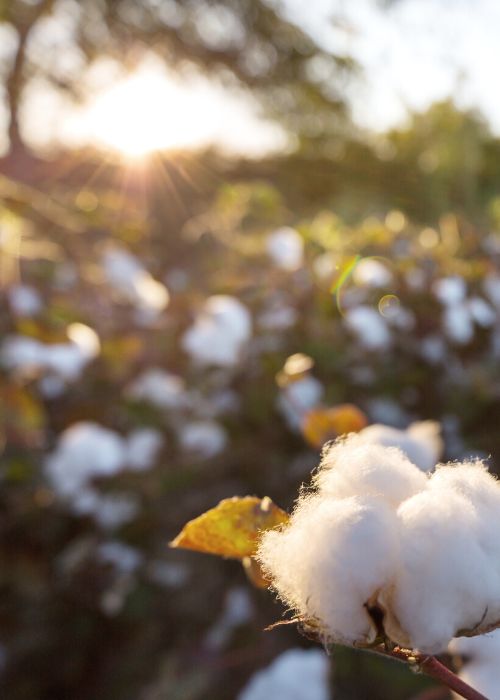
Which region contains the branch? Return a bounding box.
[381,646,489,700]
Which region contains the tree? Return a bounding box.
[0,0,354,157]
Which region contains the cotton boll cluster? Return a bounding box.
[343,306,391,350]
[1,324,100,382]
[101,246,169,314]
[433,276,496,344]
[266,227,304,271]
[182,295,252,368]
[358,421,442,472]
[238,648,330,700]
[46,422,163,525]
[259,435,500,653]
[449,630,500,700]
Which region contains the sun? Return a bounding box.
[84,68,202,159]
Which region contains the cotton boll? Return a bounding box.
[453,661,500,700]
[277,375,324,429]
[467,297,496,327]
[450,629,500,661]
[179,420,228,459]
[353,259,392,288]
[8,284,42,316]
[102,247,169,312]
[483,275,500,308]
[126,369,187,410]
[66,323,100,360]
[443,304,474,344]
[97,541,143,573]
[126,428,163,471]
[238,648,330,700]
[204,587,254,651]
[433,277,467,305]
[316,435,428,507]
[258,494,399,645]
[344,306,391,350]
[384,484,500,653]
[182,295,251,368]
[266,227,304,271]
[46,422,127,497]
[358,421,442,472]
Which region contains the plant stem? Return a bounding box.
[382,646,489,700]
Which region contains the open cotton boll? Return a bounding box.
[383,482,500,653]
[258,493,399,645]
[266,227,304,271]
[126,428,163,471]
[277,375,324,429]
[179,420,228,459]
[316,435,427,507]
[353,258,392,288]
[449,630,500,700]
[238,648,330,700]
[344,306,391,350]
[358,421,442,472]
[443,304,474,344]
[182,295,251,368]
[7,284,42,316]
[102,247,169,312]
[433,276,467,305]
[126,368,187,410]
[468,297,496,327]
[46,422,127,497]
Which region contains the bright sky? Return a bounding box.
[2,0,500,157]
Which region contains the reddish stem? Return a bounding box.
[383,646,489,700]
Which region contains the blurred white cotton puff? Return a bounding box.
[259,435,500,654]
[46,422,127,498]
[449,631,500,700]
[126,368,187,409]
[126,428,164,471]
[238,648,330,700]
[433,276,467,305]
[102,246,169,312]
[179,420,228,459]
[277,375,324,429]
[358,421,442,472]
[344,306,391,350]
[353,258,392,288]
[266,227,304,271]
[182,295,251,368]
[1,325,100,381]
[7,284,42,316]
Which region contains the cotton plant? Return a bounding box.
[182,294,252,368]
[172,432,500,700]
[433,276,496,345]
[45,421,164,527]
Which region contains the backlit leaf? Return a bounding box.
[301,404,368,448]
[170,496,288,559]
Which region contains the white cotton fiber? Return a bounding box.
[315,435,427,508]
[358,420,442,472]
[449,630,500,700]
[259,494,399,645]
[238,648,330,700]
[258,435,500,653]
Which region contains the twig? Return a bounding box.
[379,646,489,700]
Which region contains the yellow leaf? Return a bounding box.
[302,404,368,448]
[170,496,289,559]
[276,353,314,388]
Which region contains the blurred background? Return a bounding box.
[2,1,500,698]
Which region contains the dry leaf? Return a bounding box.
[302,404,368,448]
[170,496,289,559]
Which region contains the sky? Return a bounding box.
[2,0,500,156]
